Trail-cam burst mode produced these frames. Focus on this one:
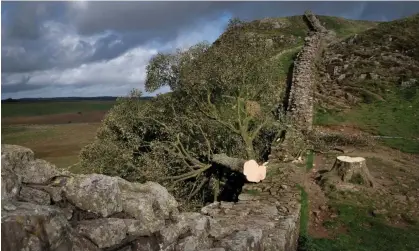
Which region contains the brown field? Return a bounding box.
[1,111,106,171]
[2,110,108,125]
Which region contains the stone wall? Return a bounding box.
[303,10,328,33]
[286,11,329,132]
[1,144,301,251]
[271,11,331,162]
[286,32,321,132]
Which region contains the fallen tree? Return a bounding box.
[80,21,283,209]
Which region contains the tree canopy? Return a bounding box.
[80,22,285,210]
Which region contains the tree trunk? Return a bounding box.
[331,156,375,187]
[211,154,266,183]
[212,154,246,172]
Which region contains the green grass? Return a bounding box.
[306,150,315,171]
[306,204,419,251]
[317,15,378,38]
[275,46,302,79]
[1,101,116,117]
[298,185,310,236]
[1,125,57,144]
[314,88,419,153]
[313,107,345,126]
[297,152,314,251]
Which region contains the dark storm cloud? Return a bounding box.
[3,1,65,40]
[2,1,419,99]
[69,1,419,36]
[1,82,48,94]
[68,2,232,36]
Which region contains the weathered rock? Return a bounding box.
[63,174,178,233]
[69,234,101,251]
[19,186,51,205]
[1,166,21,200]
[238,193,259,201]
[1,144,35,168]
[75,218,151,248]
[175,234,212,251]
[131,237,161,251]
[18,159,70,184]
[1,201,73,251]
[219,229,263,251]
[1,143,302,251]
[63,174,123,217]
[206,199,300,251]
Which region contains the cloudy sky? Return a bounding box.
[2,1,419,99]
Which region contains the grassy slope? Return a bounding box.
[288,14,419,251]
[299,151,419,251]
[221,15,377,103]
[307,203,419,251]
[1,100,116,117]
[315,14,419,153]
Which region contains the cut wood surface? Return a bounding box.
[331,156,375,187]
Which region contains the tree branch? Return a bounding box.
[250,119,269,141]
[188,176,209,200]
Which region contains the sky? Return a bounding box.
[2,1,419,99]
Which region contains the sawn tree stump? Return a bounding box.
[330,156,375,187]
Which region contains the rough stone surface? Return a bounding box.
[1,201,73,251]
[19,186,51,205]
[75,218,152,248]
[275,11,332,162]
[1,166,22,200]
[2,142,301,250]
[286,12,328,132]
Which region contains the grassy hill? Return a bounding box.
[315,14,419,153]
[215,13,419,251]
[212,15,378,113]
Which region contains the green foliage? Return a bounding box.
[1,101,116,117]
[227,17,245,30]
[80,24,285,209]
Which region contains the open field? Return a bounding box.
[1,100,117,170]
[2,110,109,125]
[1,123,100,171]
[1,100,116,118]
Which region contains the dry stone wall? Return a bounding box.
[1,144,301,251]
[286,32,321,132]
[286,11,329,132]
[272,11,332,162]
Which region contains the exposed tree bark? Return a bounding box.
[212,154,266,183]
[211,153,246,172]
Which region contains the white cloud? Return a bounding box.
[3,16,228,99]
